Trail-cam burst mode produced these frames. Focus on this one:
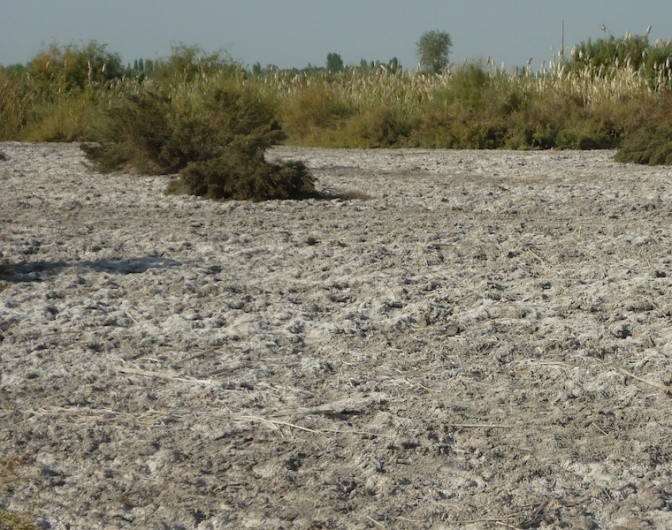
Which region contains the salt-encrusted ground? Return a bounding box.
[2,142,672,529]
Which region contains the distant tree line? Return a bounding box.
[249,52,403,77]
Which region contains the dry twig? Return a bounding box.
[115,366,217,386]
[446,423,514,429]
[236,414,390,438]
[618,368,672,396]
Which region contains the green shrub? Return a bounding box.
[151,44,235,84]
[27,41,124,91]
[615,124,672,164]
[82,90,188,174]
[556,127,613,149]
[1,38,668,151]
[615,91,672,164]
[439,63,491,110]
[168,154,314,201]
[21,92,105,142]
[343,107,412,148]
[279,82,354,144]
[0,67,44,139]
[82,84,316,200]
[571,34,650,72]
[569,32,672,90]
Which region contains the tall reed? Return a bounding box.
[1,39,669,150]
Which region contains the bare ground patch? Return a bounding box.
[2,143,672,528]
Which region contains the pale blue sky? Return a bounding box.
[2,1,672,70]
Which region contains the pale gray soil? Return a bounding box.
[2,142,672,529]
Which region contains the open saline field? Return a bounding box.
[2,142,672,529]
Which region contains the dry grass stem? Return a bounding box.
[366,515,387,529]
[236,414,390,438]
[115,366,219,386]
[618,368,672,395]
[446,423,515,429]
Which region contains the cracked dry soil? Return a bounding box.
[2,143,672,529]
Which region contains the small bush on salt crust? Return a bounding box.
[169,153,314,201]
[81,86,315,201]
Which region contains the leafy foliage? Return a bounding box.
[615,90,672,164]
[81,91,172,173]
[150,44,235,83]
[569,32,672,89]
[615,125,672,165]
[27,41,124,91]
[1,36,671,154]
[571,34,650,70]
[346,107,412,147]
[170,155,314,200]
[326,53,344,72]
[416,30,452,73]
[82,84,316,200]
[278,82,355,144]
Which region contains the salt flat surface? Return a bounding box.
[2,143,672,528]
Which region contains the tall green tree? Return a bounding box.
[326,52,344,72]
[416,30,452,73]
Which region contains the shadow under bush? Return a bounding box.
[82,85,316,200]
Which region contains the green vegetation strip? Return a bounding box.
[2,35,672,162]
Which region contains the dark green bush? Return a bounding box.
[571,34,650,71]
[169,153,314,200]
[279,83,354,143]
[555,124,615,149]
[615,124,672,164]
[569,32,672,89]
[441,63,491,110]
[81,91,175,174]
[615,91,672,164]
[28,41,124,91]
[346,107,412,147]
[151,44,236,83]
[82,85,316,200]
